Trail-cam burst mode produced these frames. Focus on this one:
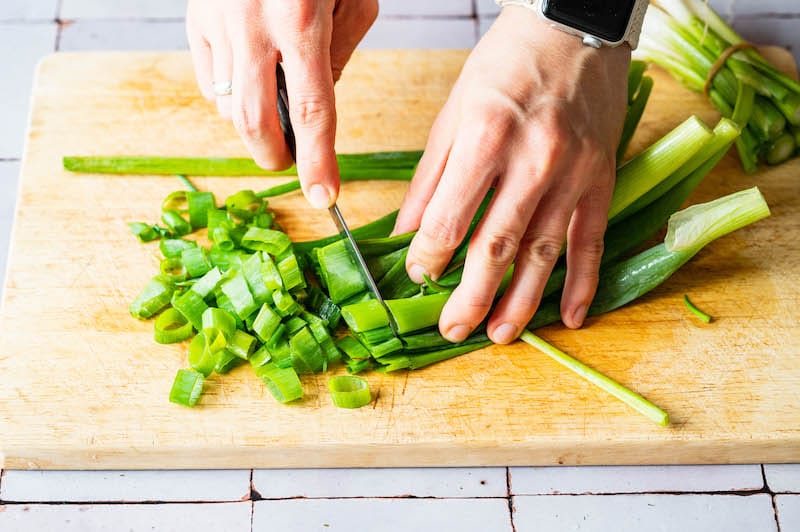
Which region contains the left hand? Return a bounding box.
[393,7,630,344]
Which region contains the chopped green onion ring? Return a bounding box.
[154,308,194,344]
[159,257,188,282]
[169,369,204,407]
[328,375,372,409]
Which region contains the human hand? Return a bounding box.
[394,6,630,344]
[186,0,378,208]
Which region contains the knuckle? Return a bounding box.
[419,213,463,252]
[522,236,563,267]
[479,231,519,268]
[471,103,515,147]
[463,292,494,315]
[232,106,266,140]
[294,95,334,130]
[286,2,320,33]
[579,235,605,261]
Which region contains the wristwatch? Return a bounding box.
[495,0,649,49]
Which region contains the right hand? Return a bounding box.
[186,0,378,209]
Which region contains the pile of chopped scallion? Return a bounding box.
[66,67,773,424]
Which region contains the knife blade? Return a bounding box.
[275,63,399,335]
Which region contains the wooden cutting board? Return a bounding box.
[1,49,798,469]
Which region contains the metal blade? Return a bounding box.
[328,204,399,336]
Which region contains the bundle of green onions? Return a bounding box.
[635,0,800,171]
[327,116,768,376]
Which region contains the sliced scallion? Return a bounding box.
[255,363,303,403]
[328,375,371,408]
[130,276,174,319]
[154,308,193,344]
[169,369,204,407]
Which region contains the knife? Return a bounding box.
[275,63,399,335]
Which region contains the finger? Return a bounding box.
[487,184,582,343]
[279,28,339,208]
[229,35,292,170]
[437,164,545,343]
[187,31,214,101]
[210,36,233,119]
[560,166,614,329]
[392,100,457,235]
[330,0,378,81]
[404,107,511,284]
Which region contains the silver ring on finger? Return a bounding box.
[212,80,233,96]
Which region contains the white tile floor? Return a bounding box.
[1,2,799,531]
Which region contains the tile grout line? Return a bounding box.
[506,467,517,532]
[250,500,255,532]
[763,464,782,532]
[772,493,782,532]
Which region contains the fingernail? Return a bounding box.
[408,263,427,284]
[444,324,471,343]
[492,323,518,344]
[308,184,331,209]
[572,304,588,328]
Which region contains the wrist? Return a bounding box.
[496,5,631,65]
[496,0,644,50]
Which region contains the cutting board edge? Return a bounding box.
[3,439,799,470]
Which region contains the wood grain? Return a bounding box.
[0,49,798,469]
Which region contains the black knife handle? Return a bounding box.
[275,63,297,161]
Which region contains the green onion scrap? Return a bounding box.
[684,294,713,323]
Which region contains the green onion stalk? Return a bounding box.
[634,0,800,170]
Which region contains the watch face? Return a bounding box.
[542,0,636,43]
